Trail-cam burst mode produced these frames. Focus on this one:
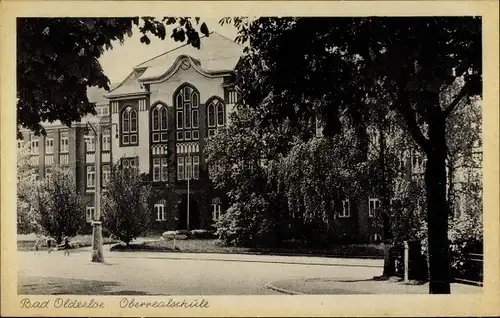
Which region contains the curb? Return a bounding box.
[104,254,383,268]
[265,283,305,295]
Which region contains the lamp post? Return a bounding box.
[86,118,118,263]
[186,146,191,231]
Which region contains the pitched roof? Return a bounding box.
[106,32,243,98]
[87,83,119,105]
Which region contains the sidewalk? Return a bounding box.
[267,276,483,295]
[98,245,383,268]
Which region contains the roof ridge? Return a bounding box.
[134,30,241,69]
[214,31,243,47]
[135,31,214,69]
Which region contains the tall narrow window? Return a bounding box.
[85,135,95,152]
[161,157,168,181]
[102,132,111,151]
[175,85,200,141]
[152,108,160,131]
[102,165,111,187]
[185,156,192,180]
[153,158,161,181]
[177,157,184,180]
[339,199,350,218]
[155,203,166,221]
[208,103,216,127]
[369,198,380,218]
[207,99,225,138]
[192,109,199,129]
[86,204,95,223]
[121,107,138,146]
[130,110,137,132]
[87,166,96,188]
[151,103,168,143]
[193,156,199,180]
[212,198,222,220]
[160,107,168,130]
[185,104,191,129]
[45,138,54,154]
[30,138,39,155]
[60,132,69,153]
[217,103,224,127]
[45,168,52,181]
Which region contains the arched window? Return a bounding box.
[121,106,138,145]
[152,108,159,131]
[339,198,350,218]
[207,98,226,138]
[151,103,168,143]
[175,84,200,141]
[155,201,166,221]
[211,197,222,220]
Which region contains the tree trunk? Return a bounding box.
[446,157,455,218]
[425,112,451,294]
[379,124,395,277]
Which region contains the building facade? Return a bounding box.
[103,32,242,231]
[17,32,482,241]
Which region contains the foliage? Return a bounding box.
[205,108,290,247]
[17,17,209,135]
[221,16,481,293]
[278,134,366,233]
[17,142,40,234]
[37,167,86,243]
[101,162,152,245]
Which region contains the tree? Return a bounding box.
[278,131,369,246]
[224,17,481,294]
[205,108,290,246]
[37,167,86,243]
[17,17,210,135]
[101,162,152,246]
[17,141,39,234]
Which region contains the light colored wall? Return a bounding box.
[149,65,225,106]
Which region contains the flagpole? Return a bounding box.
[187,146,190,231]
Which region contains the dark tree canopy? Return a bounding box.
[225,17,481,294]
[17,17,209,135]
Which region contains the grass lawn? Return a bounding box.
[17,234,119,251]
[111,238,385,259]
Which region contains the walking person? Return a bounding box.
[33,234,41,255]
[61,236,71,256]
[46,236,54,254]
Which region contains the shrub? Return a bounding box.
[37,168,86,243]
[448,212,483,280]
[190,229,215,239]
[102,164,152,246]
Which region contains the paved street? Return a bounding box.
[18,246,383,295]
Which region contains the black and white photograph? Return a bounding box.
[1,1,499,316]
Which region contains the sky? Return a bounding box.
[98,18,239,85]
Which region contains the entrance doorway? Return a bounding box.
[177,195,200,230]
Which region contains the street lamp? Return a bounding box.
[85,116,118,263]
[187,146,191,231]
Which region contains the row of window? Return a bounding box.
[85,133,111,152]
[86,165,111,188]
[153,202,222,222]
[20,132,69,155]
[86,201,224,223]
[119,86,227,146]
[177,156,200,180]
[326,197,398,219]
